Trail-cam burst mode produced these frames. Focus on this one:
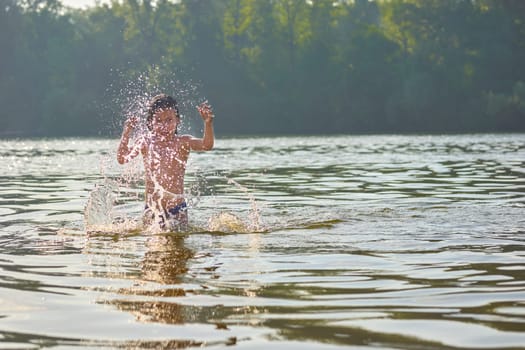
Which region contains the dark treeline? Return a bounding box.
[1,0,524,136]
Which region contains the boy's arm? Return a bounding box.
[188,102,215,151]
[117,116,141,164]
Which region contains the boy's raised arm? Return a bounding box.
[117,116,141,164]
[189,102,215,151]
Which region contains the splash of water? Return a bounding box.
[227,177,263,231]
[83,180,117,230]
[206,178,265,233]
[107,65,204,136]
[84,173,265,234]
[207,212,247,233]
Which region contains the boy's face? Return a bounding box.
[151,108,180,136]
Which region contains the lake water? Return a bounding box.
[0,134,524,349]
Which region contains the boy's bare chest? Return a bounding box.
[145,141,188,168]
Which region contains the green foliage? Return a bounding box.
[485,81,525,130]
[0,0,524,136]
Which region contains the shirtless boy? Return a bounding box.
[117,94,215,231]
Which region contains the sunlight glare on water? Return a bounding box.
[0,134,524,349]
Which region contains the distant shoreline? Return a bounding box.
[2,131,525,141]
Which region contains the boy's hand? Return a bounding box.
[123,116,138,133]
[197,102,214,123]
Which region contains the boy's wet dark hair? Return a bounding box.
[146,94,180,131]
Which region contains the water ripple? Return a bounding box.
[0,135,524,349]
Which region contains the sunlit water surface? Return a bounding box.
[0,134,524,349]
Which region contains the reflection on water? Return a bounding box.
[141,235,194,286]
[0,135,524,349]
[84,235,193,323]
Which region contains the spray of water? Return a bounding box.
[84,173,265,234]
[84,181,115,228]
[206,177,265,233]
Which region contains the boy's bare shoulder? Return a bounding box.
[172,134,191,150]
[179,134,195,140]
[178,134,196,143]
